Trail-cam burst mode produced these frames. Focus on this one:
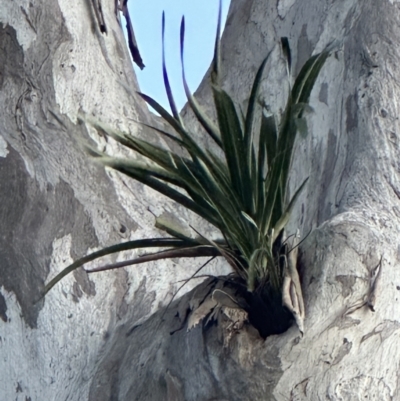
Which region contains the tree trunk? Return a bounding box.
[1,0,400,400]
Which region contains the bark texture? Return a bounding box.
[0,1,227,399]
[2,0,400,400]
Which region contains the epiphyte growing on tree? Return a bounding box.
[44,2,335,337]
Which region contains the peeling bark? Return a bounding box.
[2,0,400,400]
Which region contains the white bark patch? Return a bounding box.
[0,275,118,400]
[54,0,140,125]
[48,235,73,277]
[277,0,297,19]
[0,0,37,50]
[0,135,9,158]
[0,236,131,401]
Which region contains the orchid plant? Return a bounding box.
[44,4,333,335]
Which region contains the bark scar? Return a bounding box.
[92,0,107,33]
[20,6,37,34]
[343,255,383,317]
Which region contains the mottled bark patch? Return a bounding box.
[335,274,356,298]
[318,129,337,224]
[360,320,400,343]
[295,24,312,76]
[345,93,359,133]
[334,375,391,400]
[0,146,98,327]
[72,268,96,302]
[318,82,329,105]
[331,337,352,365]
[0,24,25,89]
[0,292,7,322]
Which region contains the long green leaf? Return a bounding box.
[103,159,221,228]
[244,52,272,171]
[86,245,221,273]
[155,214,193,242]
[255,113,277,223]
[98,156,184,187]
[211,0,222,85]
[212,86,251,210]
[179,157,248,245]
[262,114,278,171]
[271,44,335,207]
[162,12,183,124]
[87,121,185,174]
[267,99,297,220]
[277,42,330,202]
[139,94,225,182]
[281,37,292,77]
[272,177,309,243]
[132,120,186,147]
[202,151,249,219]
[292,42,336,105]
[138,92,186,135]
[180,17,222,148]
[44,238,193,295]
[193,157,257,248]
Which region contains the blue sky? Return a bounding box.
[129,1,231,112]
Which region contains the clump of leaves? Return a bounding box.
[44,6,334,335]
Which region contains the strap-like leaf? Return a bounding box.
[103,158,221,228]
[89,122,185,174]
[162,12,183,124]
[99,156,184,187]
[86,245,220,273]
[211,0,222,85]
[281,37,291,77]
[138,92,185,135]
[180,157,249,247]
[138,92,220,168]
[292,42,336,105]
[212,86,251,210]
[180,17,222,148]
[133,120,186,147]
[155,214,193,242]
[244,51,272,170]
[261,113,278,172]
[44,238,192,295]
[272,177,309,243]
[269,101,297,213]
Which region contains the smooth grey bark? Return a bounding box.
[1,0,400,400]
[0,1,227,399]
